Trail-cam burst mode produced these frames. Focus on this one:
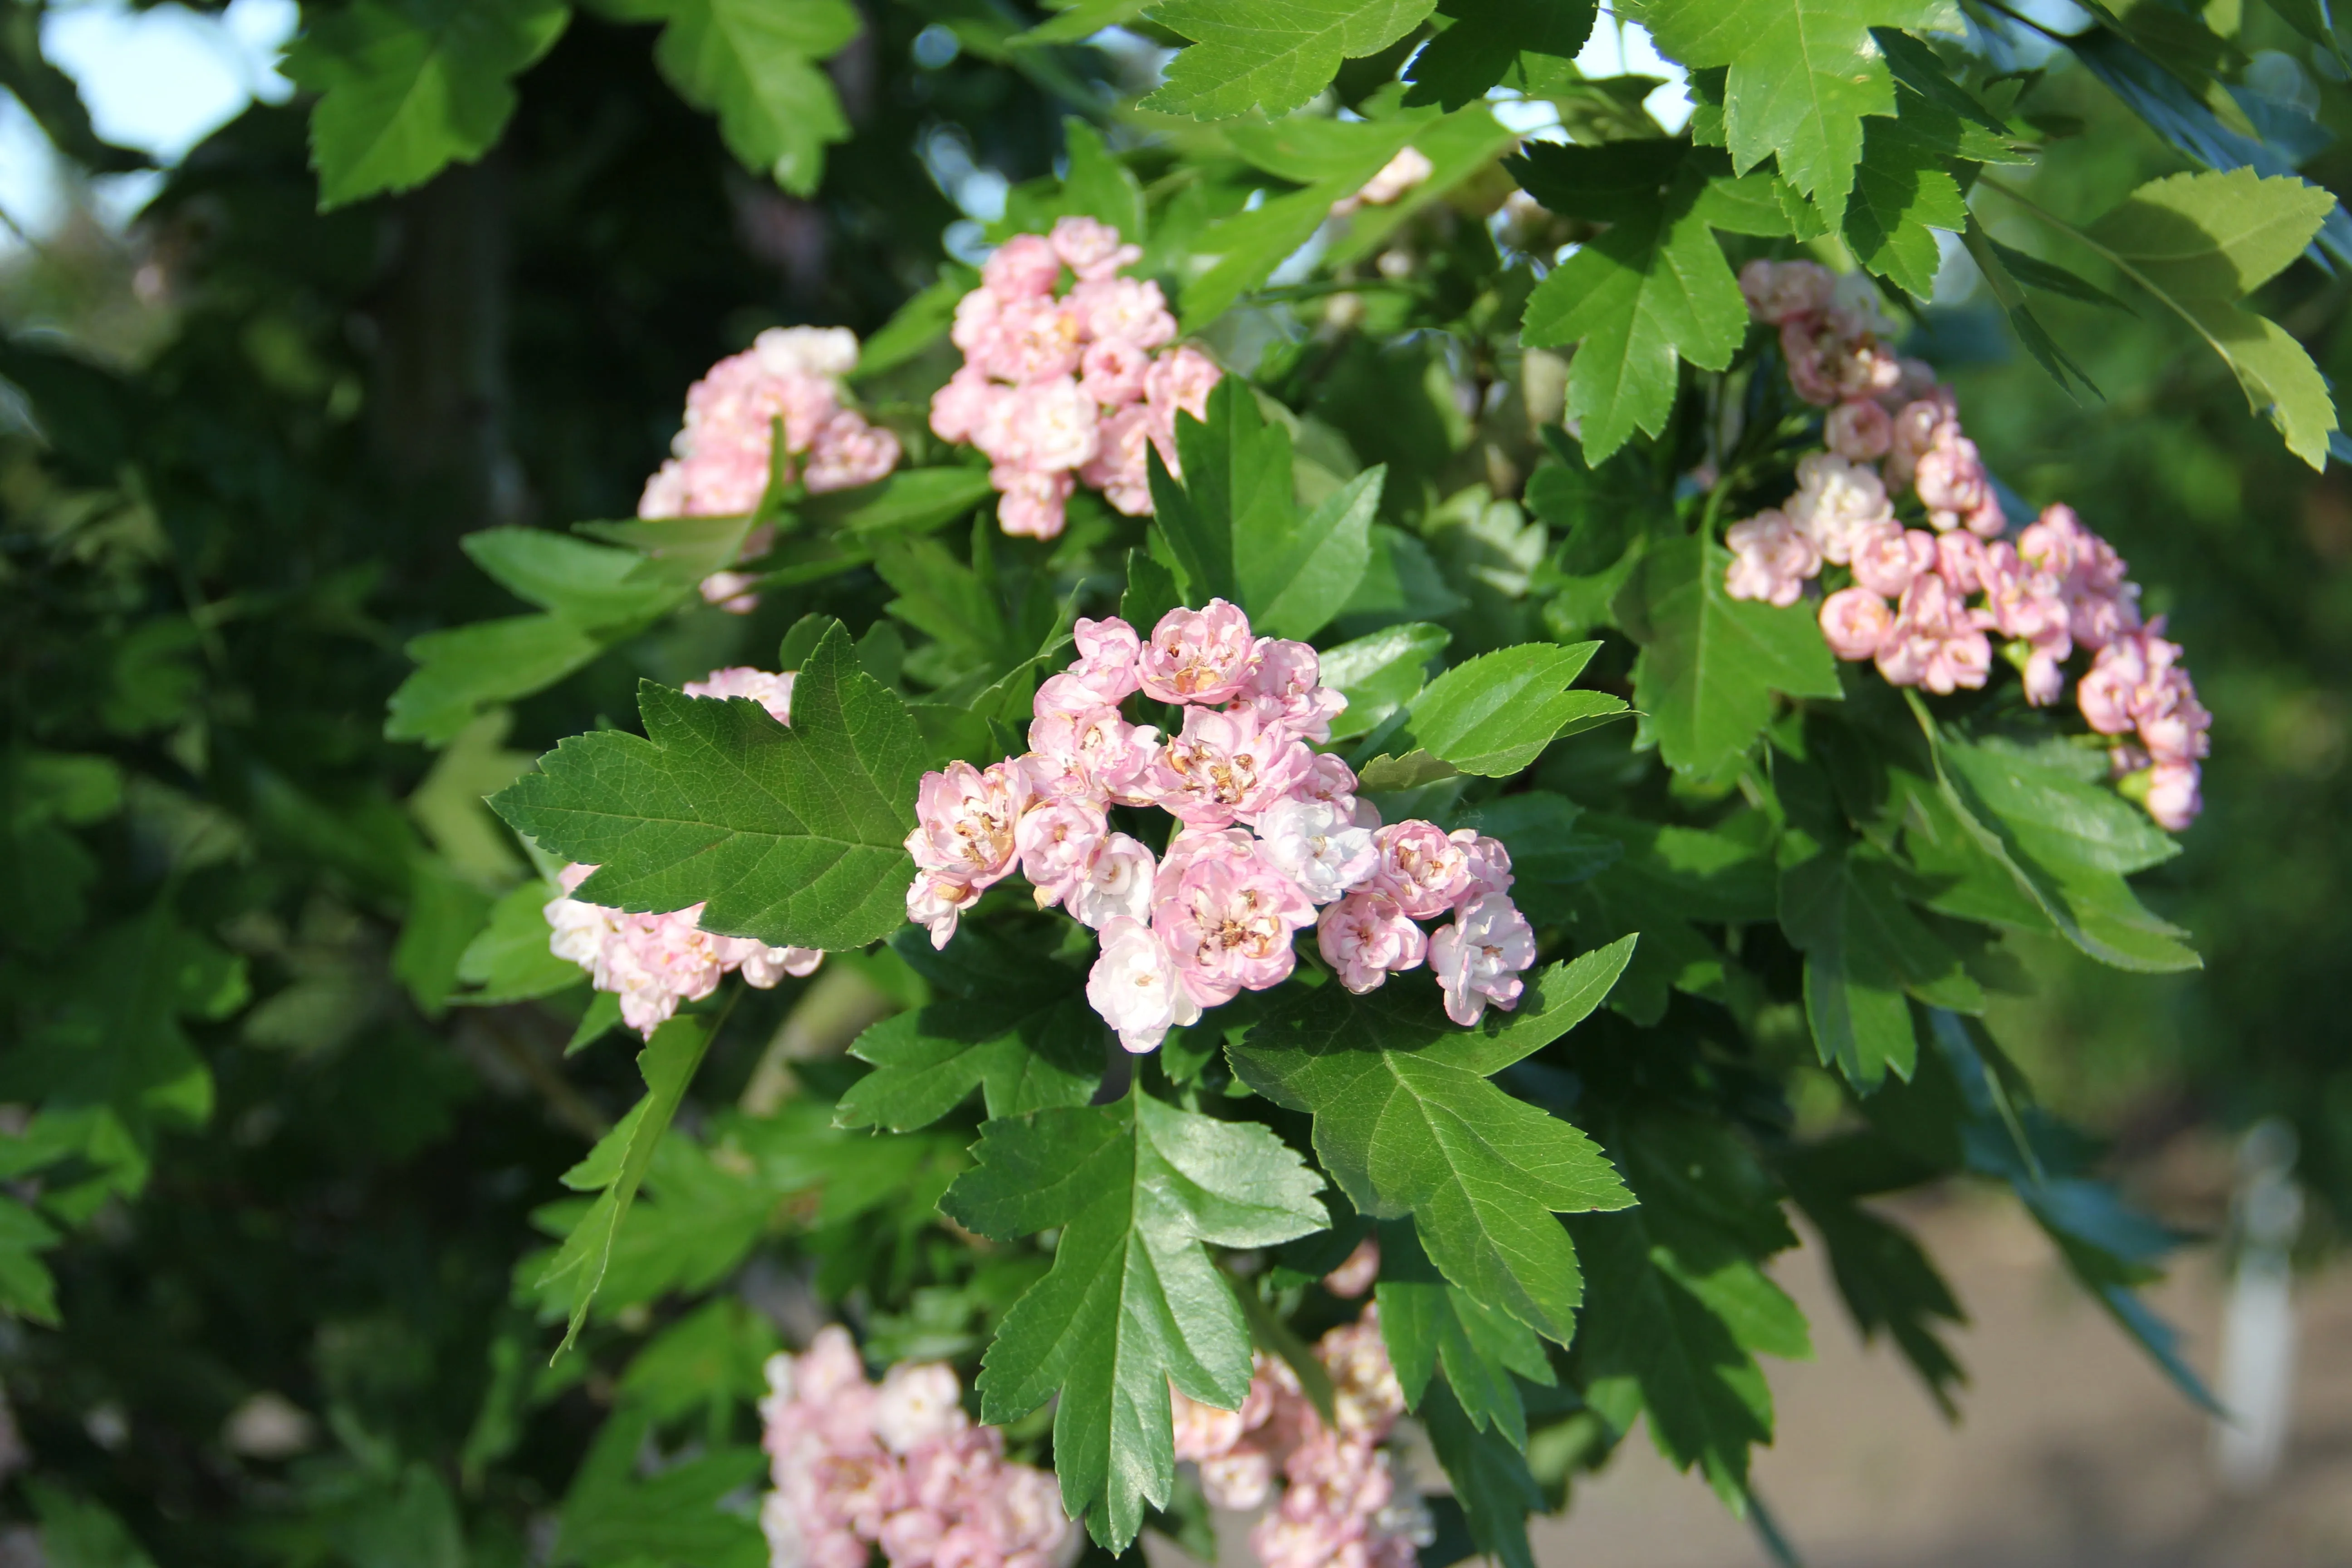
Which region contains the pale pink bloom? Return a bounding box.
[1825,398,1893,461]
[1785,452,1895,565]
[1200,1447,1277,1512]
[1780,317,1840,405]
[2077,649,2142,735]
[546,863,815,1038]
[1241,637,1349,742]
[1818,586,1893,661]
[1318,1311,1406,1440]
[2020,504,2141,652]
[1317,892,1427,994]
[1078,404,1155,515]
[1025,707,1156,804]
[699,569,760,614]
[1723,507,1821,606]
[929,365,1000,445]
[1152,833,1317,1005]
[1323,1237,1381,1298]
[994,466,1073,541]
[1453,830,1514,902]
[1877,573,1992,694]
[1138,598,1259,703]
[1892,356,1940,404]
[804,411,903,492]
[1429,892,1537,1027]
[1367,820,1470,919]
[1934,528,1988,594]
[991,1465,1070,1557]
[974,376,1097,472]
[2137,676,2212,765]
[1828,271,1900,340]
[931,1524,1002,1568]
[1299,752,1376,829]
[907,873,980,951]
[879,1509,946,1567]
[1142,347,1223,468]
[734,942,824,987]
[1883,393,1955,487]
[1066,832,1157,931]
[876,1363,969,1454]
[905,1425,1004,1514]
[756,325,861,380]
[1078,337,1151,407]
[2023,648,2068,707]
[973,295,1086,384]
[1017,798,1108,910]
[1738,258,1833,325]
[1978,543,2071,651]
[1147,704,1315,828]
[1069,616,1142,702]
[2144,761,2203,829]
[1170,1386,1248,1462]
[1833,338,1905,402]
[906,760,1031,888]
[1257,797,1378,904]
[982,233,1062,299]
[1914,427,1996,533]
[1048,215,1141,281]
[1848,521,1937,599]
[951,287,1004,356]
[1087,915,1202,1053]
[1069,275,1176,351]
[683,665,797,723]
[1031,671,1107,723]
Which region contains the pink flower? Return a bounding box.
[1025,707,1156,804]
[907,873,981,950]
[1137,599,1259,703]
[1323,1237,1381,1299]
[880,1509,946,1567]
[1723,508,1821,606]
[1069,616,1142,702]
[1078,404,1155,515]
[2077,650,2142,735]
[981,233,1062,299]
[1152,833,1317,1005]
[1739,258,1834,325]
[1934,529,1988,594]
[1147,704,1314,828]
[906,760,1031,888]
[1453,830,1513,902]
[804,411,903,493]
[973,296,1086,384]
[1299,751,1376,828]
[699,569,760,614]
[974,376,1097,471]
[994,466,1073,541]
[1818,586,1893,661]
[683,665,797,722]
[2144,761,2202,830]
[1079,337,1151,407]
[1017,798,1107,910]
[1142,347,1223,466]
[1048,215,1140,281]
[1785,452,1895,565]
[1428,893,1537,1027]
[1086,915,1202,1053]
[876,1362,969,1454]
[1780,317,1840,405]
[1171,1387,1249,1462]
[1066,832,1156,931]
[1826,397,1893,461]
[1914,427,1998,534]
[1200,1447,1277,1512]
[1884,392,1955,487]
[1367,821,1470,919]
[1241,637,1349,742]
[1848,521,1936,599]
[730,942,824,987]
[1876,572,1991,694]
[1257,797,1378,904]
[1069,275,1176,351]
[929,366,1000,445]
[1317,892,1427,994]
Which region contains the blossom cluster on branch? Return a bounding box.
[1727,260,2210,829]
[930,218,1223,539]
[632,326,902,613]
[1171,1282,1435,1568]
[904,600,1537,1051]
[543,667,822,1035]
[758,1328,1076,1568]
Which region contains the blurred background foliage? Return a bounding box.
[0,0,2347,1561]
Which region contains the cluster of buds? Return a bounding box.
[634,326,902,613]
[543,667,823,1035]
[1727,260,2207,829]
[902,600,1539,1053]
[930,218,1223,539]
[759,1328,1075,1568]
[1170,1287,1434,1568]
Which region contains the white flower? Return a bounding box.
[1066,833,1156,930]
[755,324,859,380]
[1085,916,1200,1054]
[1254,797,1377,905]
[1786,452,1895,566]
[873,1361,967,1453]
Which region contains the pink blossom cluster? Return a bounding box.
[543,667,823,1034]
[758,1328,1075,1568]
[1726,260,2208,829]
[1169,1302,1434,1568]
[632,326,902,613]
[902,601,1541,1051]
[930,218,1224,540]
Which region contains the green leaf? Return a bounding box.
[807,466,1000,537]
[1779,847,1981,1088]
[25,1480,159,1568]
[455,879,585,1005]
[1238,467,1383,641]
[1519,165,1748,461]
[1374,1219,1554,1447]
[942,1090,1327,1549]
[1780,1143,1967,1414]
[618,1296,781,1421]
[1619,0,1940,230]
[1014,0,1155,46]
[1058,118,1148,240]
[1559,811,1775,1024]
[1614,536,1842,779]
[1390,641,1629,776]
[535,1017,710,1354]
[1228,944,1638,1345]
[1404,0,1598,109]
[1318,622,1450,741]
[1842,94,1969,298]
[283,0,571,209]
[0,1196,61,1325]
[557,1408,765,1568]
[636,0,863,194]
[1421,1377,1542,1568]
[461,528,688,626]
[1142,0,1439,119]
[1121,549,1186,639]
[1152,379,1290,604]
[835,929,1102,1132]
[1961,218,2103,402]
[491,625,921,951]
